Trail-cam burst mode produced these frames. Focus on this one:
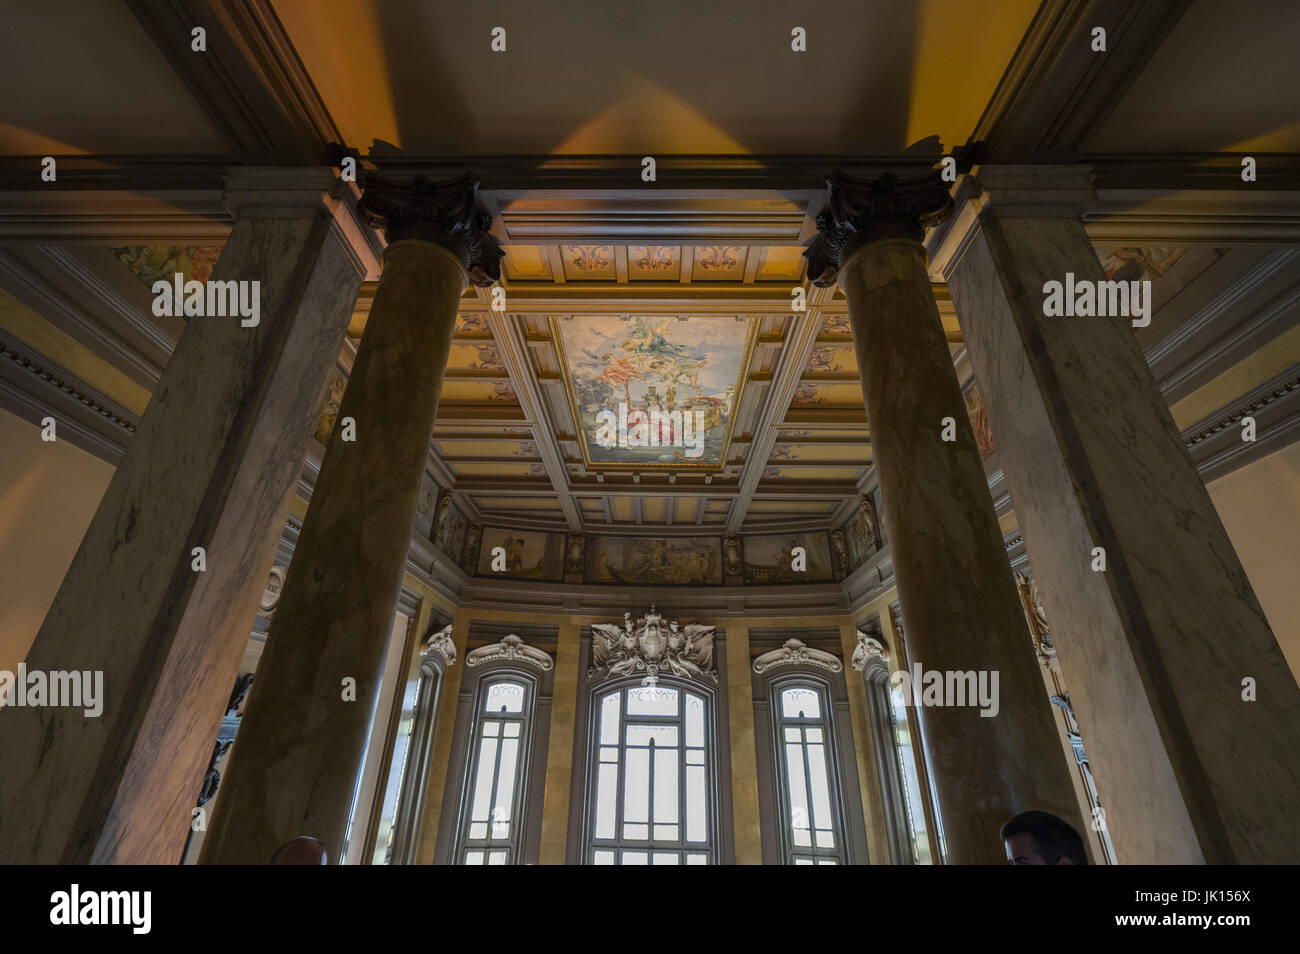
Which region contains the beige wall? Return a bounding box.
[0,408,114,676]
[1208,440,1300,680]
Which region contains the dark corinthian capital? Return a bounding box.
[358,171,504,287]
[804,170,953,287]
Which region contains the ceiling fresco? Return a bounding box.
[551,314,757,471]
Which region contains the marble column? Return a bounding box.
[201,173,502,864]
[806,171,1085,864]
[0,168,372,863]
[930,165,1300,863]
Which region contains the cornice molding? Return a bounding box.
[0,330,139,464]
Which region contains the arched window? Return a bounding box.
[773,682,845,864]
[751,636,867,864]
[583,680,718,864]
[456,677,534,864]
[854,629,933,864]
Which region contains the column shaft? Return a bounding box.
[0,169,368,863]
[936,165,1300,862]
[201,241,466,862]
[838,237,1084,862]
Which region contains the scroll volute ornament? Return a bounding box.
[357,171,504,287]
[804,169,953,287]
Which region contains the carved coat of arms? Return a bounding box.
[590,606,717,686]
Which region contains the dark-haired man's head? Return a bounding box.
[1000,810,1088,865]
[270,835,328,865]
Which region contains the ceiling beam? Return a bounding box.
[126,0,342,160]
[484,306,582,530]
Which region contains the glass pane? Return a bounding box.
[483,721,500,738]
[654,746,679,823]
[783,726,800,742]
[793,827,812,847]
[893,690,933,865]
[465,850,485,865]
[806,727,823,743]
[486,681,525,713]
[781,686,820,720]
[599,691,621,745]
[599,746,619,762]
[503,722,520,738]
[593,850,615,865]
[686,853,707,865]
[369,668,423,864]
[469,737,498,821]
[487,850,508,865]
[622,851,648,865]
[685,694,704,747]
[626,725,678,748]
[654,824,679,842]
[686,765,706,842]
[685,749,705,765]
[794,858,813,865]
[818,859,837,865]
[784,742,810,834]
[806,743,833,834]
[816,829,835,848]
[494,738,520,830]
[653,853,680,865]
[623,824,648,841]
[594,763,618,839]
[469,821,487,840]
[627,686,678,716]
[624,748,649,822]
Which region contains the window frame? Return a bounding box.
[567,625,735,864]
[441,663,551,865]
[752,655,867,865]
[579,676,720,865]
[766,672,854,865]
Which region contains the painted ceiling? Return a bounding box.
[106,239,1208,538]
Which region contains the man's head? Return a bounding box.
[1000,811,1088,865]
[270,835,328,865]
